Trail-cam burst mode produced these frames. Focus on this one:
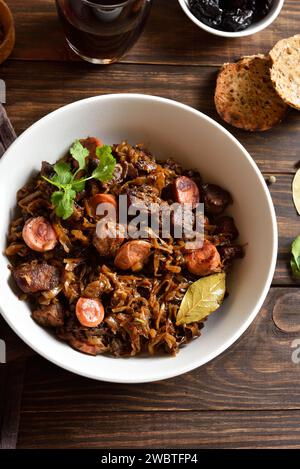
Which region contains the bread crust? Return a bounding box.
[215,55,288,132]
[270,35,300,110]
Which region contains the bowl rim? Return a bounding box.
[177,0,285,38]
[0,93,278,382]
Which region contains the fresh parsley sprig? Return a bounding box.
[42,140,116,220]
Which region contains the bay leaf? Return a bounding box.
[176,273,226,326]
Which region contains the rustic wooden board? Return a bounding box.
[17,409,300,448]
[18,288,300,414]
[2,60,300,174]
[5,0,300,66]
[2,0,300,451]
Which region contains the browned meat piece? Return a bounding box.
[32,303,64,327]
[93,221,125,257]
[218,245,244,266]
[114,240,151,272]
[135,151,157,173]
[80,136,102,157]
[215,216,239,240]
[40,161,54,178]
[173,176,200,207]
[161,158,183,175]
[13,261,61,293]
[69,336,107,355]
[79,137,103,169]
[125,184,163,211]
[202,184,232,215]
[122,161,138,179]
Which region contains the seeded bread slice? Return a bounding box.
[215,55,288,131]
[270,35,300,110]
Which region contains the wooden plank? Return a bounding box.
[19,287,300,413]
[0,360,26,449]
[5,0,300,66]
[1,60,300,174]
[17,409,300,448]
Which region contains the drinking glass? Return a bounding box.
[55,0,153,64]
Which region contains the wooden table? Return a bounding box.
[1,0,300,450]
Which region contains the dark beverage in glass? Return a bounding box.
[55,0,152,64]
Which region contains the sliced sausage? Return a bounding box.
[88,193,117,217]
[93,221,125,257]
[22,217,58,252]
[185,240,221,276]
[173,176,200,207]
[202,184,232,215]
[32,303,64,327]
[114,240,151,272]
[76,297,105,328]
[13,261,61,293]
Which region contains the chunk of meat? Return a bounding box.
[185,240,221,276]
[40,161,54,178]
[93,221,125,257]
[32,303,64,327]
[215,216,239,240]
[135,151,157,173]
[69,337,107,355]
[88,193,117,217]
[218,245,244,266]
[173,176,200,207]
[125,184,161,211]
[114,240,151,272]
[80,136,103,158]
[202,184,232,215]
[76,297,105,328]
[22,217,58,252]
[13,261,61,293]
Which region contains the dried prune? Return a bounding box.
[189,0,223,28]
[222,8,254,32]
[188,0,274,33]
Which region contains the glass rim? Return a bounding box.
[82,0,137,7]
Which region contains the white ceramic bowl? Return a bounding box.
[178,0,285,38]
[0,94,277,383]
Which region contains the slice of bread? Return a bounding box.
[215,55,288,131]
[270,35,300,110]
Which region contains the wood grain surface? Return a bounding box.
[1,0,300,450]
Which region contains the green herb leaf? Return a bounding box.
[51,162,73,186]
[94,144,116,182]
[43,141,115,220]
[290,236,300,278]
[51,188,76,220]
[71,179,85,193]
[70,140,89,171]
[176,273,226,325]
